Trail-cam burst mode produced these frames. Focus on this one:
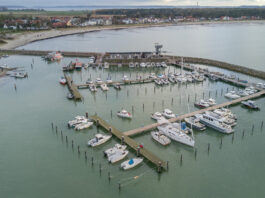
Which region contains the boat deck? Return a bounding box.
[124,90,265,136]
[91,115,166,171]
[64,74,82,100]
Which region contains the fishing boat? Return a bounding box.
[129,62,135,68]
[184,116,206,131]
[104,144,127,157]
[120,158,143,170]
[100,83,109,91]
[151,112,165,121]
[194,100,210,109]
[151,131,171,146]
[67,93,74,100]
[225,91,241,99]
[74,59,83,70]
[241,100,260,110]
[196,113,234,134]
[88,56,95,64]
[162,109,176,119]
[157,124,195,147]
[87,134,112,147]
[68,116,88,128]
[237,90,249,97]
[75,121,93,130]
[59,76,67,85]
[113,83,121,90]
[108,150,129,163]
[117,109,132,119]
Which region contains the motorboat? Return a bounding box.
[225,91,241,99]
[122,75,130,81]
[161,79,169,85]
[86,79,94,84]
[120,158,143,170]
[67,93,74,100]
[106,77,112,84]
[59,76,67,85]
[87,134,112,147]
[213,108,237,120]
[150,62,156,67]
[104,62,109,69]
[140,62,146,68]
[68,116,88,128]
[151,131,171,146]
[156,62,161,67]
[75,121,93,131]
[168,76,175,83]
[88,56,95,64]
[151,112,165,121]
[95,78,103,84]
[197,113,234,134]
[129,62,135,68]
[149,73,157,79]
[209,74,219,81]
[104,144,127,157]
[161,62,167,68]
[204,111,237,127]
[207,98,216,106]
[146,62,151,67]
[184,116,206,131]
[241,100,260,110]
[108,150,129,163]
[162,109,176,119]
[157,124,195,147]
[113,83,121,90]
[194,100,210,109]
[100,83,109,91]
[89,84,97,92]
[117,109,132,119]
[134,62,139,67]
[74,60,83,70]
[10,72,28,78]
[237,90,249,97]
[154,79,163,86]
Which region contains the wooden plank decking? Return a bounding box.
[91,115,166,171]
[64,74,82,100]
[124,90,265,136]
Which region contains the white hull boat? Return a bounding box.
[162,109,176,119]
[75,121,93,130]
[100,83,109,91]
[151,112,165,121]
[117,109,132,119]
[108,150,129,163]
[104,144,127,157]
[87,134,112,147]
[120,158,143,170]
[151,131,171,146]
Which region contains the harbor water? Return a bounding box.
[1,23,265,198]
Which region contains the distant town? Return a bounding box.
[0,7,264,31]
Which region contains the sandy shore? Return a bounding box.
[1,20,264,50]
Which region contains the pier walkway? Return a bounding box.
[124,90,265,136]
[64,74,82,100]
[91,115,166,171]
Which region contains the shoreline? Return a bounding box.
[0,20,264,50]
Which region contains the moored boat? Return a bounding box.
[120,158,143,170]
[104,144,127,157]
[59,76,67,85]
[87,134,112,147]
[75,121,93,130]
[117,109,132,119]
[151,131,171,146]
[162,109,176,119]
[184,116,206,131]
[108,150,129,163]
[241,100,260,110]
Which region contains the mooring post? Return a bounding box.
[203,92,205,99]
[51,123,54,130]
[109,127,112,133]
[158,161,162,173]
[180,154,183,165]
[96,119,99,127]
[221,88,223,96]
[118,183,121,191]
[195,93,197,101]
[208,143,210,153]
[110,110,112,118]
[171,98,173,105]
[142,103,144,112]
[14,84,16,90]
[232,133,234,143]
[226,87,229,93]
[66,135,68,143]
[194,148,197,160]
[91,157,94,166]
[86,112,88,118]
[220,138,222,148]
[162,100,164,107]
[242,129,245,139]
[108,172,111,182]
[85,151,87,159]
[55,126,58,133]
[261,121,264,129]
[72,140,74,148]
[99,163,102,175]
[121,136,124,145]
[78,145,80,153]
[188,95,190,102]
[166,161,169,171]
[137,146,140,157]
[252,124,254,132]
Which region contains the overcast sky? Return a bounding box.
[1,0,265,7]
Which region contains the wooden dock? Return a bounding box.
[64,74,82,100]
[91,115,166,171]
[76,77,154,89]
[124,90,265,136]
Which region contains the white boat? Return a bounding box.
[140,62,146,68]
[120,158,143,170]
[106,77,112,84]
[162,109,176,119]
[184,117,206,131]
[59,76,67,85]
[149,73,157,79]
[104,62,109,69]
[117,109,132,119]
[168,77,175,83]
[151,131,171,145]
[151,112,165,121]
[146,62,151,67]
[157,124,195,147]
[161,62,167,68]
[75,121,93,130]
[151,62,156,67]
[104,144,127,157]
[194,99,210,109]
[225,91,241,99]
[206,98,216,106]
[197,113,234,134]
[108,150,129,163]
[154,79,163,86]
[113,83,121,90]
[87,134,112,147]
[134,62,139,67]
[172,122,193,134]
[89,84,97,92]
[156,62,161,67]
[237,90,249,97]
[95,78,103,84]
[204,111,236,127]
[213,108,237,120]
[100,83,109,91]
[68,116,88,128]
[129,62,135,68]
[86,79,94,84]
[122,75,130,81]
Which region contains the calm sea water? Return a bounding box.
[18,22,265,71]
[1,23,265,198]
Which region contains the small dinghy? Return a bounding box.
[108,150,129,163]
[74,121,93,131]
[120,158,143,170]
[104,144,127,157]
[87,134,112,147]
[151,131,171,146]
[117,109,132,119]
[59,76,67,85]
[67,93,74,100]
